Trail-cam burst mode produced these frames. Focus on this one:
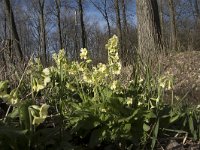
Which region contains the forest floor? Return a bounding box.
[162,50,200,105]
[121,50,200,105]
[159,51,200,150]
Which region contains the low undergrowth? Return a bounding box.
[0,35,199,150]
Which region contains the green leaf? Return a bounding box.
[124,123,131,133]
[32,79,45,92]
[36,84,45,92]
[145,111,157,119]
[29,105,40,117]
[39,104,49,118]
[0,92,9,100]
[19,100,33,130]
[151,119,159,150]
[29,104,49,126]
[0,127,28,149]
[32,117,45,125]
[169,115,180,123]
[118,108,139,123]
[31,105,40,110]
[143,123,150,132]
[189,116,197,140]
[8,108,19,118]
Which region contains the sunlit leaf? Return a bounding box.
[143,123,150,132]
[151,120,159,150]
[36,84,45,92]
[32,117,45,125]
[39,104,49,118]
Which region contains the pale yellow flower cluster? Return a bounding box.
[106,35,118,53]
[110,80,119,90]
[52,49,68,68]
[49,35,122,90]
[106,35,122,75]
[80,48,88,60]
[158,75,173,90]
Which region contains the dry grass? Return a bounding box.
[162,51,200,104]
[119,51,200,104]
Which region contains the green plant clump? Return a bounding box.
[0,35,199,150]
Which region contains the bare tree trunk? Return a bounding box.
[4,12,7,39]
[189,0,200,50]
[158,0,167,51]
[74,10,79,60]
[39,0,47,66]
[3,0,23,61]
[121,0,128,34]
[121,0,128,62]
[168,0,178,51]
[2,12,8,74]
[136,0,162,59]
[158,0,164,36]
[194,0,200,31]
[55,0,63,49]
[78,0,87,49]
[194,0,200,20]
[114,0,124,65]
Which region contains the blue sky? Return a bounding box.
[84,0,136,29]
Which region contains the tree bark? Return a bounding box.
[114,0,124,65]
[3,0,23,61]
[121,0,128,63]
[158,0,164,36]
[168,0,178,51]
[121,0,128,34]
[74,10,79,60]
[136,0,162,59]
[194,0,200,20]
[55,0,63,49]
[38,0,47,66]
[78,0,87,49]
